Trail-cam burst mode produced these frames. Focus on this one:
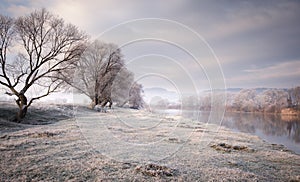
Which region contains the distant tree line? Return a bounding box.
[226,89,288,113]
[151,87,300,114]
[0,9,143,122]
[200,87,300,113]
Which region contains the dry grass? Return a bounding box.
[0,103,300,181]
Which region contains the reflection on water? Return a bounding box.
[155,109,300,154]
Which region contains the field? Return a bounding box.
[0,102,300,181]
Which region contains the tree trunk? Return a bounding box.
[120,99,129,107]
[89,94,99,109]
[15,94,28,122]
[101,100,108,108]
[94,93,99,105]
[108,98,112,108]
[93,78,99,109]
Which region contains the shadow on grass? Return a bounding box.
[0,101,75,134]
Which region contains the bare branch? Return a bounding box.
[66,40,124,106]
[27,79,64,107]
[0,9,87,120]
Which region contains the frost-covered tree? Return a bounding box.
[68,40,124,109]
[233,89,257,112]
[128,82,144,109]
[206,88,291,113]
[199,94,211,110]
[257,89,288,113]
[110,69,144,109]
[289,86,300,108]
[111,68,134,107]
[149,96,169,109]
[182,95,200,110]
[0,9,86,121]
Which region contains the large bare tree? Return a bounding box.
[69,40,124,109]
[0,9,86,121]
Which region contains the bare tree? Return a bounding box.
[257,89,288,113]
[0,9,87,121]
[69,40,124,109]
[111,67,135,107]
[232,89,256,112]
[129,82,144,109]
[289,86,300,108]
[182,95,200,110]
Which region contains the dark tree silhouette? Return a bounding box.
[0,9,87,121]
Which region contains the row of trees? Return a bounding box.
[227,89,288,113]
[0,9,143,122]
[149,87,300,114]
[65,40,143,110]
[203,88,300,113]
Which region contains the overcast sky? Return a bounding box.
[1,0,300,93]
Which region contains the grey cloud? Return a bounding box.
[1,0,300,90]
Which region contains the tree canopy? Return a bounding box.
[0,9,87,121]
[0,9,144,121]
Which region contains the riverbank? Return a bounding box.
[160,109,300,154]
[0,105,300,181]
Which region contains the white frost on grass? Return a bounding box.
[1,105,300,181]
[76,107,206,162]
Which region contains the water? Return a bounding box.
[156,109,300,154]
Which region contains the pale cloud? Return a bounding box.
[227,61,300,88]
[243,61,300,79]
[48,0,91,30]
[205,1,298,40]
[6,4,33,17]
[1,0,300,89]
[4,0,48,17]
[207,11,272,40]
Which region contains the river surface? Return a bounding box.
[155,109,300,154]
